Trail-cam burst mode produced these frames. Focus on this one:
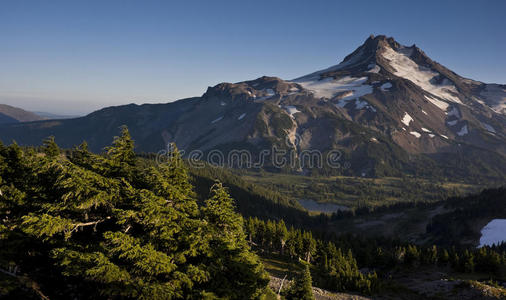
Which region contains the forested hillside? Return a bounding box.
[0,127,270,299]
[1,127,505,299]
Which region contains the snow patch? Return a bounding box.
[367,64,381,73]
[457,125,468,136]
[447,120,458,126]
[401,112,413,126]
[382,46,462,104]
[429,134,435,138]
[409,131,421,138]
[421,127,431,133]
[482,122,496,133]
[238,113,246,120]
[424,95,450,111]
[283,105,300,117]
[421,109,428,115]
[296,76,372,100]
[255,89,276,101]
[447,106,460,118]
[293,48,367,82]
[380,82,392,91]
[220,101,227,106]
[265,88,275,96]
[211,116,223,124]
[440,134,449,139]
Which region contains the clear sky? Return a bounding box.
[1,0,505,115]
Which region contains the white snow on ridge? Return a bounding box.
[457,125,468,136]
[293,48,366,82]
[421,127,431,132]
[421,109,428,115]
[447,120,458,126]
[401,112,413,126]
[409,131,421,138]
[382,46,462,104]
[238,113,246,120]
[440,134,449,139]
[429,134,435,138]
[380,82,392,91]
[211,116,223,124]
[296,76,372,100]
[424,95,450,111]
[479,219,506,247]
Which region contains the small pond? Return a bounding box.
[479,219,506,247]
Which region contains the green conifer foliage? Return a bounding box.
[284,264,314,300]
[201,182,269,299]
[42,136,61,158]
[0,126,269,299]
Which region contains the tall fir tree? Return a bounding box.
[201,182,269,299]
[284,264,314,300]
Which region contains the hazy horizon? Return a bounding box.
[1,0,505,115]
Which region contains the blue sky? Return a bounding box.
[1,0,505,115]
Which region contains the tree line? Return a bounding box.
[245,216,506,295]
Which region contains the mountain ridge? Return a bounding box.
[0,104,46,124]
[0,35,505,181]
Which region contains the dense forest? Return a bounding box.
[0,128,271,299]
[1,127,505,299]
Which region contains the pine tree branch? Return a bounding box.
[69,216,111,234]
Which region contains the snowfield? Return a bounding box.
[295,75,372,100]
[401,112,413,126]
[382,46,462,104]
[237,113,246,120]
[409,131,421,138]
[424,95,450,111]
[479,219,506,247]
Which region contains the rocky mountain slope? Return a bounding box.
[0,35,505,180]
[0,104,45,124]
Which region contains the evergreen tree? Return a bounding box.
[0,127,270,299]
[42,136,60,158]
[201,182,269,299]
[284,264,314,300]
